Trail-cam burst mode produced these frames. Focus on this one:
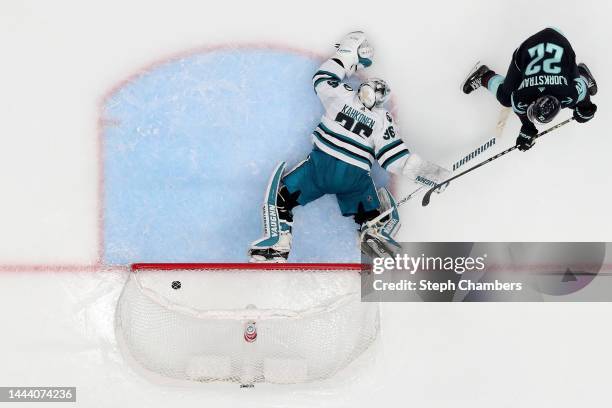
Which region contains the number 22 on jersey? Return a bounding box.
[525,42,564,75]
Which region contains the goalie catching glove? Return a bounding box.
[334,31,373,75]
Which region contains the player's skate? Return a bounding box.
[360,188,402,259]
[249,162,293,263]
[462,63,493,94]
[249,230,292,263]
[578,63,598,96]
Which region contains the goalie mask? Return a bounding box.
[527,95,560,124]
[358,78,391,109]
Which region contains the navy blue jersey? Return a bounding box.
[509,28,587,117]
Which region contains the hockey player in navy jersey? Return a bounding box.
[463,27,598,151]
[249,32,450,262]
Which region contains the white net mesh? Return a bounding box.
[115,264,379,384]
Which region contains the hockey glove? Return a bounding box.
[334,31,367,75]
[516,124,538,152]
[357,41,374,70]
[573,101,597,124]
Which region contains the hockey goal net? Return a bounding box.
[115,263,379,384]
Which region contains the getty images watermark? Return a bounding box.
[371,252,523,293]
[360,242,610,302]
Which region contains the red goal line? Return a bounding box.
[131,263,368,271]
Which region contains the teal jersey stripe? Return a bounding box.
[318,123,375,156]
[313,70,341,82]
[313,131,373,166]
[375,139,404,160]
[381,149,409,170]
[313,77,335,89]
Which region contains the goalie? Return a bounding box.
[249,32,449,262]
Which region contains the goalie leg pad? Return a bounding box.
[252,161,286,248]
[359,187,402,259]
[377,187,401,239]
[249,162,294,262]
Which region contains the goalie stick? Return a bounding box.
[395,135,500,207]
[396,185,425,207]
[421,117,575,207]
[395,128,507,207]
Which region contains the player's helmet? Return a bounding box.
[358,78,391,109]
[527,95,561,124]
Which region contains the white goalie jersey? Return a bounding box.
[311,59,410,174]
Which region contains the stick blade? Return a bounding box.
[421,187,435,207]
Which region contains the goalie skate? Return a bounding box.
[360,188,401,259]
[360,227,400,259]
[249,234,291,263]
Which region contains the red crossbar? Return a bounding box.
[131,263,366,271]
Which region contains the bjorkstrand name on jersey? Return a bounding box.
[372,279,523,293]
[518,74,568,89]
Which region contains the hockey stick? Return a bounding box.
[395,130,507,207]
[396,185,425,207]
[421,117,574,207]
[395,135,502,207]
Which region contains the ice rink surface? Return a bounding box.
[1,0,612,406]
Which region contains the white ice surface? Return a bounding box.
[1,0,612,406]
[3,270,612,407]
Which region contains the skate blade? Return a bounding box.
[460,60,481,92]
[361,237,398,259]
[249,256,288,264]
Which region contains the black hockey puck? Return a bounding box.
[171,280,182,290]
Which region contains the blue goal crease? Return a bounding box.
[102,48,388,264]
